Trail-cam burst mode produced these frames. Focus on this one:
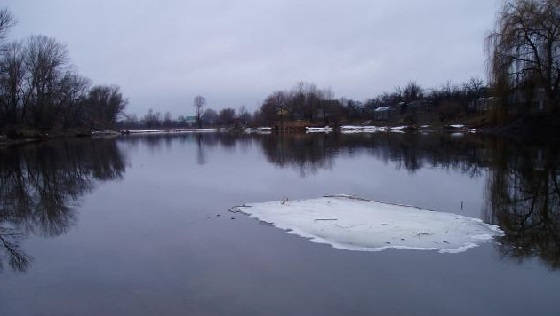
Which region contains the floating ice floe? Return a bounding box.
[175,128,217,133]
[306,126,333,133]
[389,126,408,133]
[234,195,502,253]
[126,128,217,134]
[340,125,382,133]
[127,129,166,134]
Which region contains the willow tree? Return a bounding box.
[487,0,560,121]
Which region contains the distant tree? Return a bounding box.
[86,85,127,128]
[163,111,172,127]
[402,82,423,102]
[143,108,161,128]
[260,91,289,125]
[237,106,251,126]
[218,107,236,126]
[202,108,218,126]
[463,77,485,98]
[0,8,15,42]
[193,95,205,128]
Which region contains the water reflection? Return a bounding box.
[2,133,560,271]
[0,139,126,272]
[256,133,488,176]
[484,140,560,268]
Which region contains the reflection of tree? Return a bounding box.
[0,139,126,272]
[259,134,334,177]
[485,141,560,268]
[196,134,206,165]
[258,133,487,177]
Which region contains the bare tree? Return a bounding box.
[464,77,485,96]
[24,35,69,128]
[193,95,205,128]
[402,82,423,102]
[0,8,15,43]
[0,41,26,125]
[237,105,251,126]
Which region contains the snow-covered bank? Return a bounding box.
[234,195,502,253]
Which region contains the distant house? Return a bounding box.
[374,106,394,121]
[468,97,495,112]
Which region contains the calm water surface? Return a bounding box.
[1,133,559,315]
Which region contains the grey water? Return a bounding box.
[1,132,559,316]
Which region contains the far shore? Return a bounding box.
[3,116,559,148]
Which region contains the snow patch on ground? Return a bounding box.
[235,195,502,253]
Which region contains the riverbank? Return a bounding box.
[3,116,559,147]
[480,115,560,142]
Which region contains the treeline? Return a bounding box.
[119,105,250,129]
[254,79,488,126]
[120,79,489,130]
[0,9,127,135]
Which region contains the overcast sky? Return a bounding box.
[4,0,501,116]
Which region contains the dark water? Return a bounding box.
[1,132,559,316]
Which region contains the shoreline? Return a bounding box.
[3,115,560,147]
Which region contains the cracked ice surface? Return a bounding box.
[235,195,503,253]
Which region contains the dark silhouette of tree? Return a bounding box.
[86,85,127,128]
[0,8,127,133]
[0,8,15,42]
[218,107,236,126]
[487,0,560,121]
